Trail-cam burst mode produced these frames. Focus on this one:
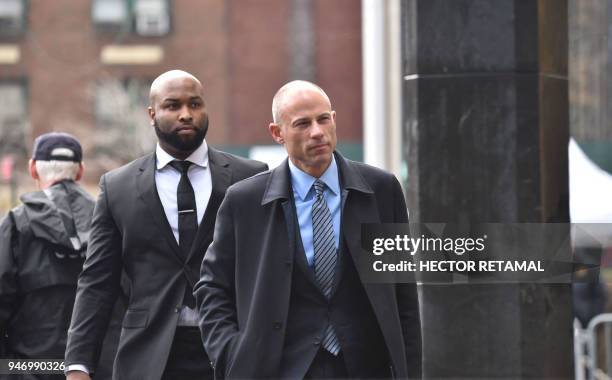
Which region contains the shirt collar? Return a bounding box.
[288,155,340,201]
[156,140,209,170]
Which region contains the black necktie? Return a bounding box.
[169,160,197,308]
[169,160,198,256]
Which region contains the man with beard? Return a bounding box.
[64,70,267,380]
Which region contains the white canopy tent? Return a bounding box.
[569,138,612,248]
[570,138,612,222]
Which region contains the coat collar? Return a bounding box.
[207,146,230,168]
[334,151,373,195]
[19,180,94,250]
[261,151,372,205]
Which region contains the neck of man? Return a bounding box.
[38,178,71,190]
[159,141,199,161]
[291,156,332,178]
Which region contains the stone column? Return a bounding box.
[402,0,572,378]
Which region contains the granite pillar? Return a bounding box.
[402,0,572,377]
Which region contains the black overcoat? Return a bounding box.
[195,152,422,379]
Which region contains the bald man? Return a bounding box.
[65,70,267,380]
[195,81,422,379]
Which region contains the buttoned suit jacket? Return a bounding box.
[65,148,267,380]
[195,152,422,379]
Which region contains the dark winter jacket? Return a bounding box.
[0,180,121,379]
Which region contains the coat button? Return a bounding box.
[175,306,181,313]
[313,338,321,346]
[273,322,282,330]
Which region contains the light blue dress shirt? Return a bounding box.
[288,156,341,267]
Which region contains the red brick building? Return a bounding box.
[0,0,362,184]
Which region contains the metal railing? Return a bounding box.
[575,314,612,380]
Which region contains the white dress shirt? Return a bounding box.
[156,141,211,327]
[155,141,212,242]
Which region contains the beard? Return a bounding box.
[154,116,209,153]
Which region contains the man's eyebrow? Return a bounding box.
[162,96,203,102]
[291,117,310,126]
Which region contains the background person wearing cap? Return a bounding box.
[0,132,120,379]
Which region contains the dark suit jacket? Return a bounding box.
[195,152,422,379]
[65,148,267,380]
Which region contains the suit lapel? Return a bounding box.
[335,153,379,287]
[136,153,184,264]
[262,160,297,269]
[187,148,231,263]
[281,200,298,273]
[334,154,404,354]
[341,192,380,281]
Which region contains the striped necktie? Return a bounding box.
[312,179,340,355]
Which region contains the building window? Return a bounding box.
[92,0,129,33]
[134,0,170,36]
[0,82,28,159]
[0,0,26,37]
[92,0,170,37]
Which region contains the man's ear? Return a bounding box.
[28,159,39,180]
[268,123,284,145]
[148,106,155,126]
[75,162,84,181]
